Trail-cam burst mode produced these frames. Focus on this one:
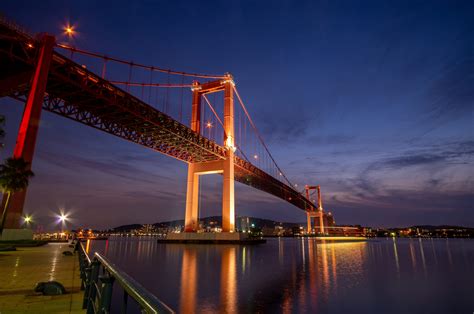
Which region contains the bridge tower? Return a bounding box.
[1,34,55,238]
[184,75,236,232]
[305,185,325,235]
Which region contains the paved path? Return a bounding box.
[0,243,84,313]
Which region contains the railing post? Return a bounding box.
[98,274,115,313]
[122,291,128,314]
[82,265,92,309]
[79,251,86,290]
[87,259,100,314]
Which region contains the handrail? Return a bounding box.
[93,252,174,313]
[78,241,174,313]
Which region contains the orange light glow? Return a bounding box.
[64,24,75,37]
[206,122,212,128]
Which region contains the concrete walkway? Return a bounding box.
[0,243,84,313]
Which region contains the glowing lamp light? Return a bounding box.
[64,24,75,37]
[206,121,213,128]
[225,136,236,152]
[24,215,32,224]
[26,43,33,49]
[58,212,68,223]
[253,154,258,159]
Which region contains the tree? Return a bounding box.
[0,157,34,231]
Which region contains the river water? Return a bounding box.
[86,237,474,313]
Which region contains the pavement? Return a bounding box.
[0,243,84,313]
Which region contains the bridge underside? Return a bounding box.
[0,20,314,212]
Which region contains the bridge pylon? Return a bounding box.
[305,185,325,235]
[184,75,236,232]
[1,34,55,237]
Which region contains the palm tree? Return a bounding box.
[0,157,34,231]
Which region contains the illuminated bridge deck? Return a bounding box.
[0,18,314,211]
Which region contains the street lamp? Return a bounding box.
[59,213,67,223]
[23,214,32,225]
[57,211,70,227]
[205,121,212,138]
[64,24,75,38]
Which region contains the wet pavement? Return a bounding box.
[0,243,84,313]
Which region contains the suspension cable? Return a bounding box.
[55,43,226,79]
[201,94,250,163]
[202,95,224,128]
[233,85,294,187]
[109,81,193,88]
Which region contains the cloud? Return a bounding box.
[425,52,474,120]
[381,154,445,168]
[36,151,172,185]
[372,140,474,170]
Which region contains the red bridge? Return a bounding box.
[0,17,318,235]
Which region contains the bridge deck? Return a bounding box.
[0,19,314,211]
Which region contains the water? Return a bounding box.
[87,237,474,313]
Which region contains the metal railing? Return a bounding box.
[77,241,174,314]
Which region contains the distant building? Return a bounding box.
[237,216,251,232]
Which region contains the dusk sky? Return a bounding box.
[1,0,473,230]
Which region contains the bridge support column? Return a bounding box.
[184,164,200,232]
[307,212,312,234]
[183,77,235,233]
[318,210,325,234]
[1,34,54,234]
[222,77,235,232]
[184,82,201,232]
[317,186,325,234]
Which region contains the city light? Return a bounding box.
[206,121,213,128]
[253,154,258,159]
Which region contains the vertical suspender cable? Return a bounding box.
[179,75,184,123]
[148,67,154,104]
[101,57,107,79]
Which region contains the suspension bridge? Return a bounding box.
[0,17,322,236]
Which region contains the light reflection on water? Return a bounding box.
[88,237,474,313]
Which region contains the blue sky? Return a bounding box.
[1,0,473,229]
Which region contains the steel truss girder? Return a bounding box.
[0,19,314,210]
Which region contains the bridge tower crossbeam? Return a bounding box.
[184,75,236,233]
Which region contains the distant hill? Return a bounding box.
[110,220,474,233]
[111,216,302,232]
[112,224,143,232]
